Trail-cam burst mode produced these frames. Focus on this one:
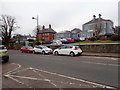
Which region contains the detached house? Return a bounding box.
[37,24,56,42]
[71,28,82,40]
[82,14,114,38]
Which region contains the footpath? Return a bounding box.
[1,63,116,89]
[82,53,120,58]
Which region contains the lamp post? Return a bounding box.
[32,15,39,34]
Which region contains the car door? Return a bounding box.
[58,46,67,54]
[64,46,72,55]
[39,47,43,53]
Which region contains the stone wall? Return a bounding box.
[47,44,120,53]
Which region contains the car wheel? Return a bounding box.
[54,51,59,55]
[42,51,45,55]
[70,52,75,57]
[78,53,82,56]
[33,50,36,54]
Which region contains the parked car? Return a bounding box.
[0,45,9,63]
[20,46,33,53]
[53,45,82,56]
[33,45,53,54]
[67,38,75,43]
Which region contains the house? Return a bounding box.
[82,14,114,38]
[55,31,71,40]
[12,34,35,43]
[71,28,83,40]
[114,26,120,35]
[37,24,56,42]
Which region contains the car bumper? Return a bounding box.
[45,51,53,54]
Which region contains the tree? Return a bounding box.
[0,15,18,46]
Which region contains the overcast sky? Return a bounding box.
[0,0,119,35]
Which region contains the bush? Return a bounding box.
[95,35,103,40]
[111,35,120,41]
[89,36,97,41]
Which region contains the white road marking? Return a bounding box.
[5,63,21,75]
[4,74,32,88]
[31,67,116,89]
[4,63,116,89]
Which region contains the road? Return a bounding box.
[7,50,119,88]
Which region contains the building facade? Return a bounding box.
[37,24,56,42]
[82,14,114,38]
[55,31,71,40]
[71,28,82,40]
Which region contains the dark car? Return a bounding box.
[0,45,9,63]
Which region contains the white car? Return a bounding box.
[33,45,53,54]
[53,45,82,56]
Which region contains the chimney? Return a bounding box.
[93,15,96,20]
[49,24,51,29]
[42,25,45,30]
[99,14,102,19]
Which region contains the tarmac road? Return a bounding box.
[6,50,119,88]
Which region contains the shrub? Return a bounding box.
[111,35,120,41]
[89,36,97,41]
[95,35,103,40]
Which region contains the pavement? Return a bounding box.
[82,52,120,58]
[1,63,116,89]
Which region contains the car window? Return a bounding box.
[66,46,72,49]
[75,46,79,48]
[0,45,5,49]
[27,46,33,49]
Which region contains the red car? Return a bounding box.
[67,38,75,43]
[20,46,33,53]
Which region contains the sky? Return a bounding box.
[0,0,119,35]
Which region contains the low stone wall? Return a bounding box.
[47,44,120,53]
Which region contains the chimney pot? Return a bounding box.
[93,15,96,20]
[42,25,45,30]
[99,14,102,18]
[49,24,51,29]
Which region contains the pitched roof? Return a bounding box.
[71,28,82,32]
[83,18,112,25]
[38,28,56,34]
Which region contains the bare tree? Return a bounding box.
[0,15,18,45]
[94,22,103,36]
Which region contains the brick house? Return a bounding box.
[37,24,56,42]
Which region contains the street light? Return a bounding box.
[32,15,39,34]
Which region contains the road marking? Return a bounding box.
[5,63,21,75]
[30,67,116,89]
[4,63,117,89]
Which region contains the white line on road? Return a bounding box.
[30,67,116,89]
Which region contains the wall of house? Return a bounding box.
[47,44,120,53]
[37,33,55,41]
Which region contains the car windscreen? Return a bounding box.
[75,46,80,49]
